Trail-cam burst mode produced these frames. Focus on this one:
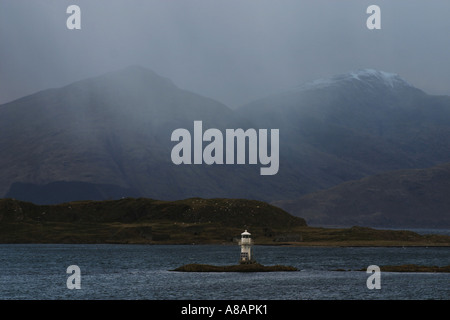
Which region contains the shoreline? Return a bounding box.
[1,241,450,247]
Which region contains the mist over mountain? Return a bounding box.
[0,66,255,203]
[2,66,450,228]
[238,69,450,194]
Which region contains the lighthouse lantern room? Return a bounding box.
[239,230,254,264]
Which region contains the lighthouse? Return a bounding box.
[239,230,254,264]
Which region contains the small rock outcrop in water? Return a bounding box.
[335,264,450,273]
[171,263,298,272]
[376,264,450,273]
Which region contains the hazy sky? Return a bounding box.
[1,0,450,108]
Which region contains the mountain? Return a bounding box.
[237,69,450,197]
[2,67,450,229]
[5,181,140,204]
[274,162,450,228]
[0,66,259,203]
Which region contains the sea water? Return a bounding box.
[0,244,448,300]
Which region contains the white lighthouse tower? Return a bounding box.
[239,230,254,264]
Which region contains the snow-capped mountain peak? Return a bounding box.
[298,69,415,91]
[347,69,412,87]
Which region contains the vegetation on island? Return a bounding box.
[1,197,450,247]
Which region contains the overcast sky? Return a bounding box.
[1,0,450,108]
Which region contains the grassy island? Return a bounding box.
[1,197,450,247]
[171,263,298,272]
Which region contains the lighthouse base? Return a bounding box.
[172,263,298,272]
[239,259,257,265]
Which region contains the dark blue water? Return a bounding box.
[0,244,448,300]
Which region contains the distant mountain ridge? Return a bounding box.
[5,181,140,205]
[2,66,450,228]
[274,162,450,228]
